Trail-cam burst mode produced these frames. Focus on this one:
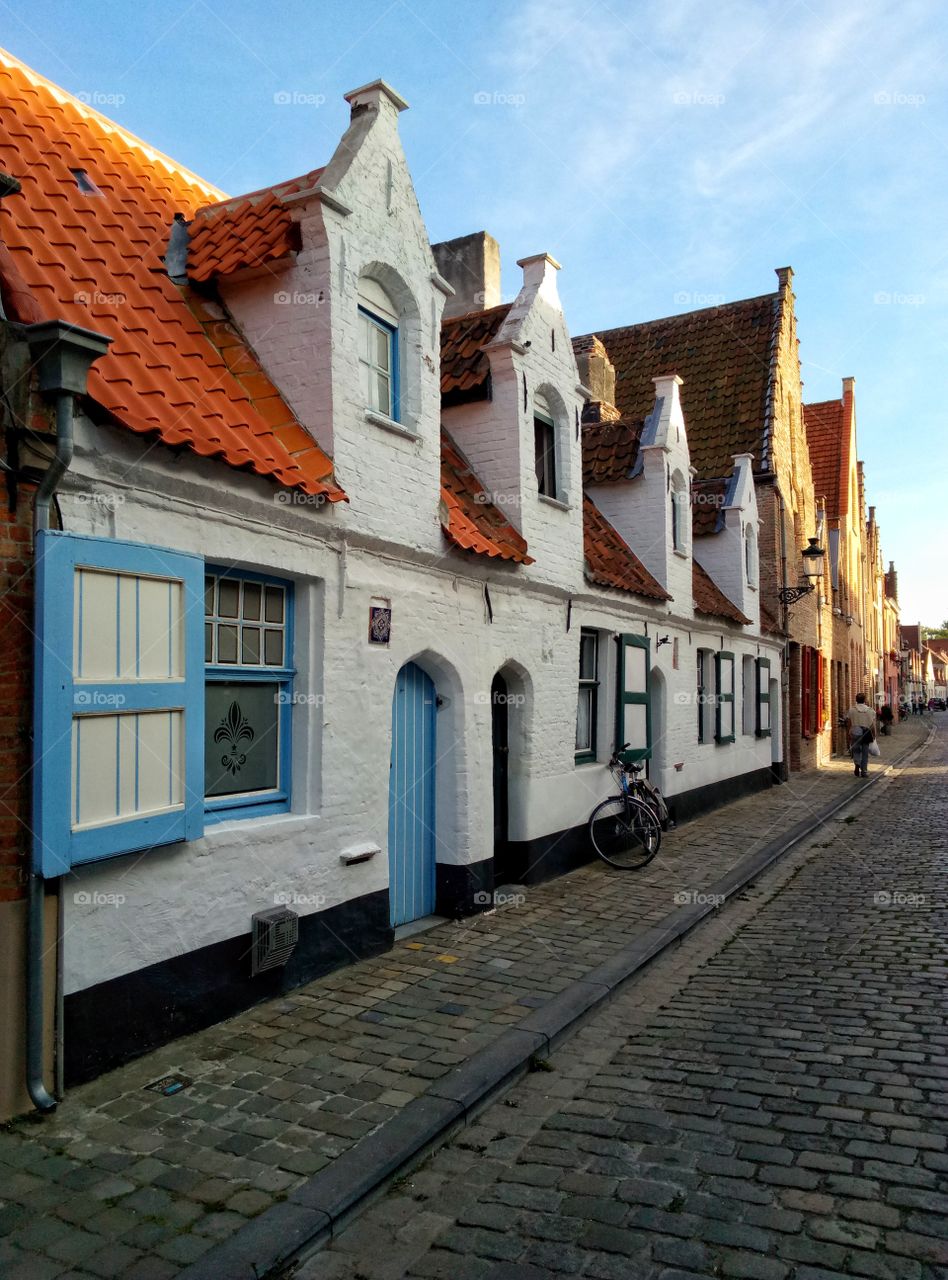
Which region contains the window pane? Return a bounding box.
[718,658,733,696]
[243,582,261,621]
[359,312,372,361]
[623,702,648,752]
[375,325,390,371]
[359,358,371,405]
[264,629,284,666]
[760,699,771,731]
[242,627,261,664]
[576,688,592,752]
[264,586,284,624]
[579,633,597,680]
[204,577,215,616]
[376,371,391,416]
[205,682,279,797]
[217,624,238,664]
[625,645,647,694]
[218,579,239,619]
[720,702,734,739]
[204,623,213,663]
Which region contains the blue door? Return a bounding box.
[388,662,437,926]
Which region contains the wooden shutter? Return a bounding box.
[33,531,205,876]
[714,652,735,743]
[615,634,651,763]
[756,657,771,737]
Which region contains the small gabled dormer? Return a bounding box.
[585,373,693,605]
[691,452,760,631]
[437,235,586,590]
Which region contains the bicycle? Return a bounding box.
[625,761,674,830]
[588,746,662,870]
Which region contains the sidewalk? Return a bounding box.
[0,719,932,1280]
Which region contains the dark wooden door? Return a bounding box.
[491,674,512,883]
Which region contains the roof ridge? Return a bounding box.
[0,45,226,203]
[573,291,779,340]
[441,301,512,327]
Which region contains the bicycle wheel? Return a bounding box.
[589,796,661,869]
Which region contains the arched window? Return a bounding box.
[745,523,758,586]
[533,392,557,499]
[358,277,399,421]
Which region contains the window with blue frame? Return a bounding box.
[358,276,399,421]
[204,570,294,820]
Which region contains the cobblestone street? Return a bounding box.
[0,716,939,1280]
[307,715,948,1280]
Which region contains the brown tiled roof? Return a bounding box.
[583,497,671,601]
[188,191,302,283]
[803,398,848,518]
[440,303,511,404]
[693,561,750,625]
[759,601,783,635]
[0,52,344,501]
[691,477,728,536]
[582,418,644,485]
[440,429,533,564]
[575,292,781,479]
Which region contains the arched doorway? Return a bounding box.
[491,672,512,884]
[649,665,666,791]
[388,662,437,926]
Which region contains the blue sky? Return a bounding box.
[5,0,943,623]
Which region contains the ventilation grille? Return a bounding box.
[251,907,299,976]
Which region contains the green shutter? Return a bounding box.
[715,651,735,744]
[615,633,651,763]
[756,657,772,737]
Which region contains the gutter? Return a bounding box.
[23,320,111,1114]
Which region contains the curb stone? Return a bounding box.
[178,724,934,1280]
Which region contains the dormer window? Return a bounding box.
[534,394,557,498]
[670,470,689,553]
[358,277,399,421]
[745,524,758,587]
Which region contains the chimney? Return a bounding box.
[432,231,501,320]
[573,335,616,408]
[343,79,408,122]
[885,561,898,602]
[516,253,561,310]
[775,265,793,292]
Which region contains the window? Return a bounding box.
[575,629,599,762]
[204,570,294,820]
[671,471,688,553]
[745,524,757,587]
[742,655,756,734]
[715,652,735,743]
[616,633,651,762]
[358,277,399,421]
[697,649,714,743]
[534,394,557,498]
[756,657,772,737]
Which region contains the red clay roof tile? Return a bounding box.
[693,560,750,625]
[0,52,344,502]
[803,398,848,518]
[574,293,782,480]
[583,497,671,601]
[441,304,511,404]
[440,429,533,564]
[582,418,644,485]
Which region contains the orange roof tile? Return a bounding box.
[575,292,782,480]
[583,497,671,601]
[441,304,511,404]
[188,191,301,283]
[0,51,344,501]
[803,398,848,518]
[693,560,750,625]
[440,429,533,564]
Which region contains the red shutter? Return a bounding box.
[801,647,811,736]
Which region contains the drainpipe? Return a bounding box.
[23,320,111,1113]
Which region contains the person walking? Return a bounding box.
[845,693,876,778]
[879,703,894,736]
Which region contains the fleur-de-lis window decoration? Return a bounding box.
[214,700,255,776]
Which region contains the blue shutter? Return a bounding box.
[33,531,205,877]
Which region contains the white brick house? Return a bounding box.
[2,57,783,1086]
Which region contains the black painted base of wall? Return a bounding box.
[436,858,494,919]
[64,888,392,1086]
[506,765,778,887]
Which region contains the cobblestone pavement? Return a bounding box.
[304,715,947,1280]
[0,718,934,1280]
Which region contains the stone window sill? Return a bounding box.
[364,408,419,441]
[539,494,570,512]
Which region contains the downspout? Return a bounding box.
[25,392,73,1114]
[24,320,111,1114]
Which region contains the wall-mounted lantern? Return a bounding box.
[778,537,824,606]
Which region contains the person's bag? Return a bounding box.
[867,740,881,757]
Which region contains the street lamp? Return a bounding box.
[778,537,825,606]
